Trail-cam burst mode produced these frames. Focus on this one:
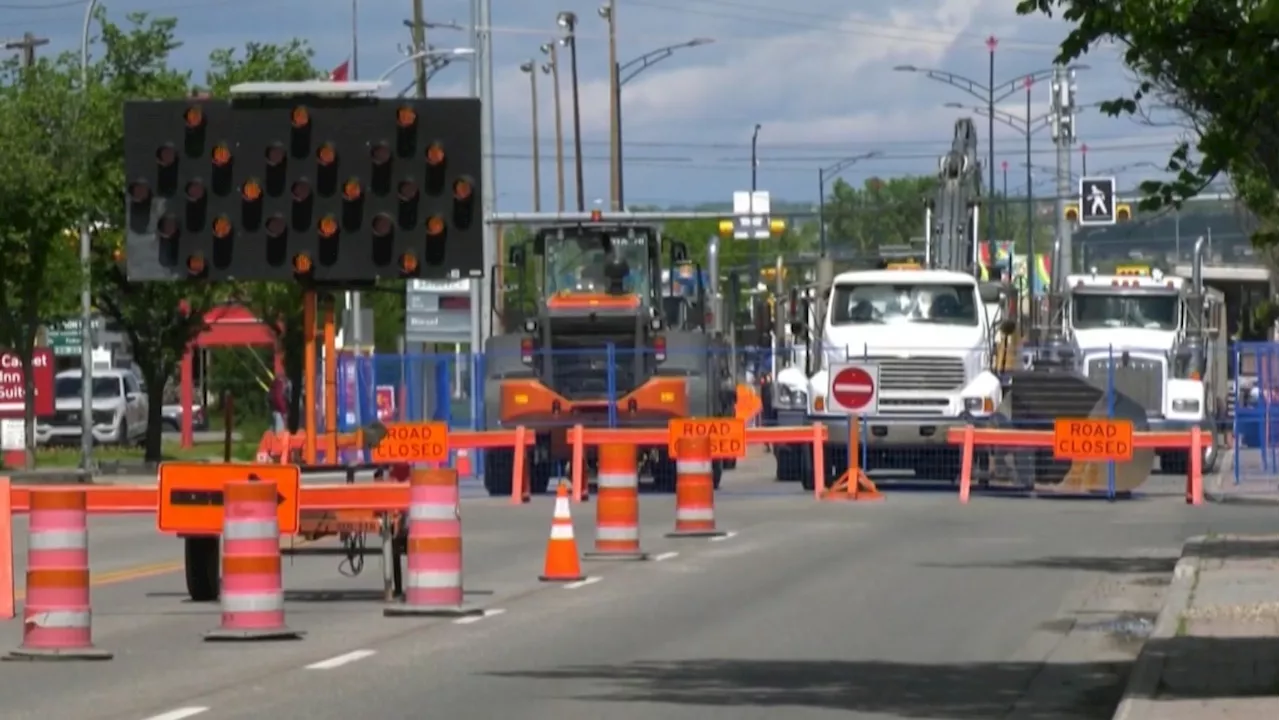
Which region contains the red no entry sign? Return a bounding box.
[828,364,879,414]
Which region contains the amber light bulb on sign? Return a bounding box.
[212,145,232,167]
[453,178,473,201]
[318,215,339,238]
[399,253,419,273]
[396,106,417,128]
[292,253,313,274]
[291,106,310,129]
[212,215,233,239]
[316,143,337,166]
[184,106,204,129]
[426,216,445,236]
[426,143,445,166]
[187,254,206,275]
[342,178,362,201]
[241,179,263,202]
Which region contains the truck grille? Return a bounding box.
[53,410,80,426]
[1086,356,1164,412]
[863,356,966,392]
[544,340,642,400]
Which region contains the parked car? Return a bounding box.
[36,369,148,446]
[161,403,208,433]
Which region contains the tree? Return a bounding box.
[1015,0,1278,253]
[0,55,92,467]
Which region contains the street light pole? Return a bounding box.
[599,1,619,210]
[520,60,542,211]
[540,42,566,212]
[986,36,997,260]
[750,123,761,191]
[817,152,880,256]
[79,0,101,472]
[895,58,1064,279]
[612,38,713,209]
[557,11,585,212]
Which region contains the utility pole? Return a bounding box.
[601,1,619,210]
[410,0,428,97]
[1051,65,1077,307]
[5,32,49,68]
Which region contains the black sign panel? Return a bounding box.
[123,96,484,284]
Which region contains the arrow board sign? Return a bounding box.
[157,462,301,535]
[827,363,880,415]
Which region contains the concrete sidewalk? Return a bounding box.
[1114,534,1278,720]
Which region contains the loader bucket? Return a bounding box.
[994,370,1154,493]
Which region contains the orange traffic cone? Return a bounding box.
[539,481,585,583]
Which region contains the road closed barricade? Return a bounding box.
[946,422,1206,504]
[567,421,829,502]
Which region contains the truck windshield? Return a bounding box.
[830,283,979,327]
[544,231,650,297]
[1071,292,1179,330]
[55,376,122,399]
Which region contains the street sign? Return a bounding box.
[731,190,772,240]
[405,278,471,344]
[157,462,301,535]
[45,318,103,357]
[370,421,449,463]
[667,417,747,459]
[1078,176,1117,226]
[0,349,54,418]
[828,363,879,415]
[1052,418,1134,462]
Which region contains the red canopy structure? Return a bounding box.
[179,304,281,448]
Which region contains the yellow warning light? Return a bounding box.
[342,178,362,201]
[292,253,313,274]
[660,392,675,403]
[426,215,445,236]
[426,143,445,166]
[514,394,529,405]
[212,215,232,239]
[318,215,339,239]
[717,220,734,237]
[453,178,473,201]
[241,179,262,202]
[316,143,337,167]
[291,106,310,129]
[399,253,419,274]
[1065,203,1080,222]
[1116,203,1132,222]
[769,219,786,235]
[396,106,417,128]
[211,144,232,167]
[184,106,204,129]
[186,254,206,275]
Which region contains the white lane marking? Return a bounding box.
[563,576,603,590]
[141,709,209,720]
[454,608,507,625]
[305,649,377,670]
[652,551,680,562]
[710,531,739,543]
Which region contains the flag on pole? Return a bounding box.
[329,60,350,82]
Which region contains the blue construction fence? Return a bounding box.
[323,342,1277,488]
[1230,341,1278,485]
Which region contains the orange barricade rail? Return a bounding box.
[570,423,829,501]
[945,426,1204,505]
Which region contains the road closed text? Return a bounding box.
[1052,419,1134,462]
[667,418,747,459]
[372,422,450,463]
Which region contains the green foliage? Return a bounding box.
[1016,0,1278,252]
[0,51,99,465]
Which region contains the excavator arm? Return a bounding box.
[929,118,982,273]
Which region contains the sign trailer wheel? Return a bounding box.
[184,535,220,602]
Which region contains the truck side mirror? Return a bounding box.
[508,245,526,268]
[670,241,689,263]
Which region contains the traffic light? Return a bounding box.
[1116,203,1131,222]
[1064,203,1079,222]
[122,96,484,283]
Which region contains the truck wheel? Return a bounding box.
[483,448,515,496]
[184,535,220,602]
[775,447,801,482]
[530,461,554,495]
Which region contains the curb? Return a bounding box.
[1110,535,1205,720]
[1205,473,1279,506]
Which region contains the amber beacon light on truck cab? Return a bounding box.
[480,216,735,497]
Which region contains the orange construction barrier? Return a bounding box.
[385,468,482,618]
[571,423,829,498]
[667,435,727,538]
[946,425,1205,505]
[539,482,585,582]
[1,476,13,621]
[7,489,112,660]
[821,417,883,502]
[205,480,301,641]
[584,442,647,561]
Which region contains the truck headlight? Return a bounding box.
[1171,398,1200,413]
[964,397,994,414]
[775,386,807,409]
[92,410,116,425]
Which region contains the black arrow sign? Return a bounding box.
[169,489,287,508]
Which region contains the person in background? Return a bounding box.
[268,373,288,433]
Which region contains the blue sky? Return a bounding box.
[3,0,1186,211]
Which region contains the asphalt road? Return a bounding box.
[2,460,1274,720]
